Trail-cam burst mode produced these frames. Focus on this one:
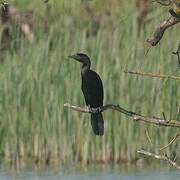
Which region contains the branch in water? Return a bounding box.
[64,103,180,128]
[147,16,180,46]
[137,150,180,170]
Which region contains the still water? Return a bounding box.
[0,164,179,180]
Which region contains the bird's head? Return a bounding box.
[68,53,91,66]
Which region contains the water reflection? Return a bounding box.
[0,163,179,180]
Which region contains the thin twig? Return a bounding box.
[173,154,178,162]
[159,132,180,151]
[64,103,180,128]
[162,112,167,121]
[125,70,180,81]
[137,149,180,170]
[176,107,180,120]
[145,129,154,145]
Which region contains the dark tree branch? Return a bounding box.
[147,15,180,46]
[64,103,180,128]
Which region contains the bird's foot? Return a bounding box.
[87,105,101,114]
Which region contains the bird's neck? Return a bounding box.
[81,63,90,74]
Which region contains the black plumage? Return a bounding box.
[69,53,104,135]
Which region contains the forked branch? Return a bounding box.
[138,150,180,170]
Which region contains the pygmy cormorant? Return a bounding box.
[69,53,104,136]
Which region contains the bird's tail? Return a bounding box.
[90,113,104,136]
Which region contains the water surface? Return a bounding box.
[0,164,179,180]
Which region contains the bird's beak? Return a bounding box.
[68,54,82,62]
[68,55,76,59]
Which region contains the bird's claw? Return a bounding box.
[87,105,101,113]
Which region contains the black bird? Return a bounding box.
[69,53,104,135]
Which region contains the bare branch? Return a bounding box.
[64,103,90,113]
[64,103,180,128]
[147,16,180,46]
[137,150,180,170]
[125,70,180,80]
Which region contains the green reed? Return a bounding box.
[0,0,179,165]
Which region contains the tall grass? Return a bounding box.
[0,0,179,165]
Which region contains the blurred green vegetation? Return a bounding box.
[0,0,179,165]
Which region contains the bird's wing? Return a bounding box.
[82,70,103,107]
